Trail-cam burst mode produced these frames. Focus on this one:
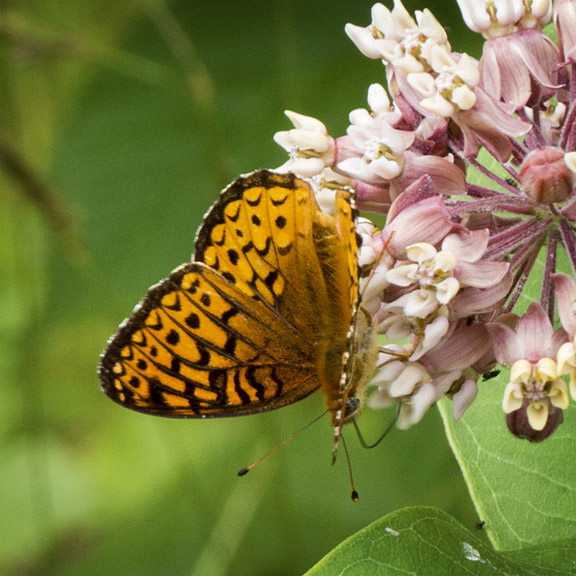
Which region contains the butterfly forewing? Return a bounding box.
[195,171,340,338]
[99,170,363,420]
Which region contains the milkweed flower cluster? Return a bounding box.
[274,0,576,440]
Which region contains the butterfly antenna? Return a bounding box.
[353,404,400,449]
[340,434,359,502]
[237,410,327,476]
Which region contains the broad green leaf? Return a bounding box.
[306,507,576,576]
[439,388,576,550]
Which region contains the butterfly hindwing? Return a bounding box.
[99,262,319,417]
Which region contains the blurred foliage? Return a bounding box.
[1,1,482,575]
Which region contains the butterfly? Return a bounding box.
[99,170,379,460]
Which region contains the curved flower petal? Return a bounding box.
[370,155,404,179]
[423,322,491,371]
[386,211,454,261]
[389,364,427,397]
[487,322,523,366]
[386,263,419,287]
[398,153,467,196]
[397,383,437,429]
[450,271,513,316]
[433,251,458,272]
[526,401,549,431]
[406,242,437,263]
[503,381,524,413]
[455,259,510,288]
[549,378,570,409]
[404,288,439,317]
[442,229,489,261]
[344,23,385,59]
[411,314,450,360]
[453,378,478,420]
[510,358,533,384]
[435,276,460,303]
[517,302,556,359]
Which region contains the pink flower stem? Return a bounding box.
[559,98,576,150]
[448,196,541,217]
[541,230,558,320]
[486,218,550,260]
[509,138,529,163]
[465,155,521,194]
[466,183,507,198]
[559,220,576,273]
[505,238,544,312]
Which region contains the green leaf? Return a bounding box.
[305,507,576,576]
[438,387,576,550]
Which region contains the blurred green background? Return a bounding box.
[1,1,484,574]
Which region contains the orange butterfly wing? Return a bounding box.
[99,171,362,419]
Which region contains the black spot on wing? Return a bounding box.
[194,170,300,263]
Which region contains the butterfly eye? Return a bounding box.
[343,397,362,423]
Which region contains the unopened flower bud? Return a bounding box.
[519,148,574,205]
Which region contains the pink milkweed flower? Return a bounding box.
[337,117,414,182]
[345,0,449,66]
[488,302,570,441]
[384,227,510,321]
[369,321,490,426]
[479,28,561,108]
[458,0,559,108]
[274,111,335,177]
[272,0,575,439]
[382,177,455,258]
